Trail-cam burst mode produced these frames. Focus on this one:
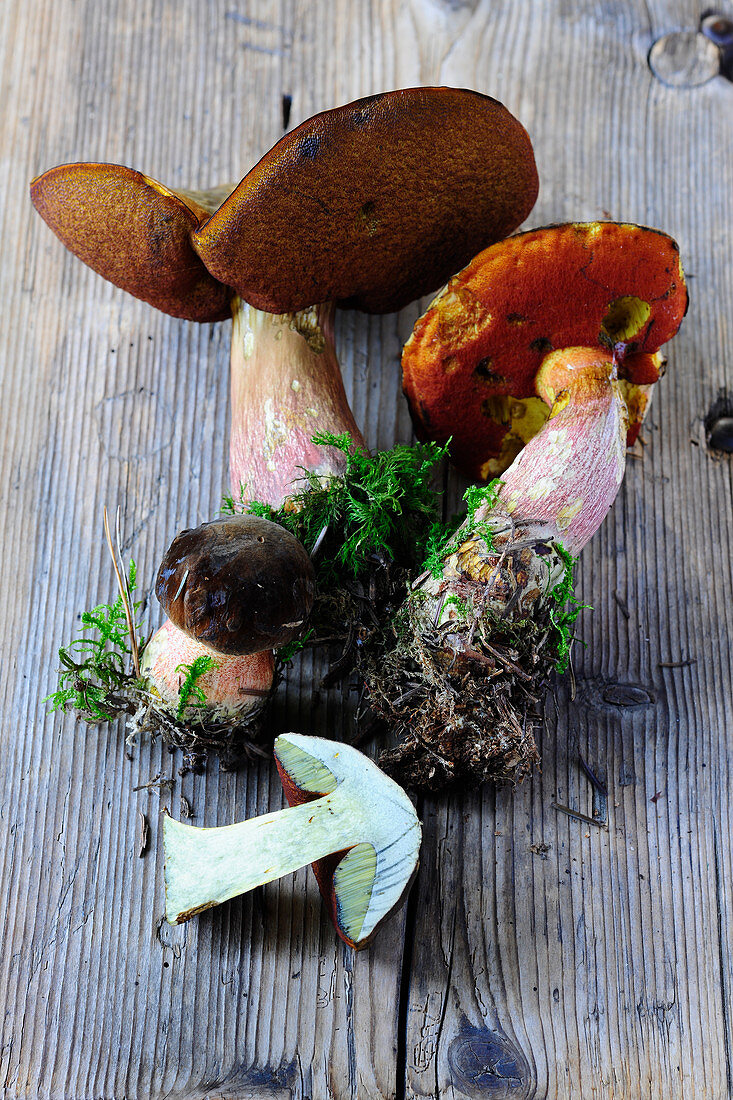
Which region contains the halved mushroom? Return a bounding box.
[32,87,539,731]
[370,223,688,791]
[402,222,686,479]
[164,732,422,948]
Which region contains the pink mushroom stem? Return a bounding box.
[229,299,365,507]
[415,346,629,644]
[486,347,627,556]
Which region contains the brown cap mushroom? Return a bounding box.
[30,163,231,322]
[140,515,314,724]
[194,87,538,315]
[156,514,315,655]
[402,222,687,480]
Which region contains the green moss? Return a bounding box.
[277,627,315,666]
[548,542,590,671]
[422,478,503,578]
[174,655,218,720]
[226,432,450,586]
[46,561,145,721]
[444,593,469,616]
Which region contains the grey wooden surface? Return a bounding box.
[1,1,732,1097]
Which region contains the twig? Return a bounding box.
[310,523,329,560]
[411,568,431,591]
[552,802,608,830]
[103,505,141,679]
[320,622,357,687]
[137,810,149,857]
[613,591,630,620]
[480,640,533,682]
[578,753,608,796]
[133,773,175,792]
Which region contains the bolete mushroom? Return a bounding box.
[164,732,422,949]
[142,514,315,724]
[32,88,539,730]
[368,223,688,790]
[403,222,681,480]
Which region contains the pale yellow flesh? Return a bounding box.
[163,734,421,945]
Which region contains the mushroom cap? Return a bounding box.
[402,222,688,480]
[30,163,231,322]
[193,87,539,314]
[274,733,421,948]
[156,514,315,655]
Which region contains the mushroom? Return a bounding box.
[164,732,422,949]
[143,514,315,723]
[31,87,539,729]
[402,222,678,480]
[368,222,688,791]
[30,87,538,506]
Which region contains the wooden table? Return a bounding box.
[2,2,731,1096]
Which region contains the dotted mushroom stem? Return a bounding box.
[425,347,629,631]
[141,618,275,725]
[493,346,629,556]
[229,298,366,508]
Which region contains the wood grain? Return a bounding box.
[1,1,732,1097]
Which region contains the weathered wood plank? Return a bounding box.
[403,2,733,1098]
[1,0,732,1097]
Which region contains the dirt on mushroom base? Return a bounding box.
[359,527,582,792]
[48,434,456,769]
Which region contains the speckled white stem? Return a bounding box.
[229,298,366,508]
[490,347,629,556]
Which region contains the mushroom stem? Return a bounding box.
[494,347,628,554]
[419,347,625,631]
[229,298,365,507]
[165,785,365,918]
[142,303,362,724]
[370,347,637,790]
[141,619,274,724]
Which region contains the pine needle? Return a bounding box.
[103,505,140,678]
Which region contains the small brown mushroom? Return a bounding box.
[156,515,315,656]
[143,516,314,721]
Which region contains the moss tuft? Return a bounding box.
[175,655,218,720]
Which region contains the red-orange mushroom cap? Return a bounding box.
[402,222,688,481]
